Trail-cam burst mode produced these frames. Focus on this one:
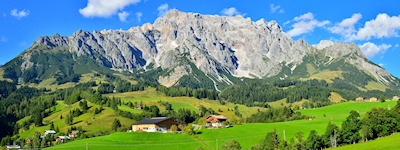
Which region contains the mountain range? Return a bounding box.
[1,9,399,92]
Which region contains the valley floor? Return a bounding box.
[45,101,398,150]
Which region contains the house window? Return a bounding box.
[143,127,148,130]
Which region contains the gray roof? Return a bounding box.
[134,117,170,125]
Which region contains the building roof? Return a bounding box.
[134,117,170,125]
[69,130,79,135]
[56,136,70,140]
[6,145,21,149]
[45,130,56,134]
[209,115,227,120]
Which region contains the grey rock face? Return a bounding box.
[26,9,397,87]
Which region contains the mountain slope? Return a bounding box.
[0,9,398,90]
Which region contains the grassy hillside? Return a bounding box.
[332,133,400,150]
[365,81,388,91]
[16,87,264,139]
[45,101,397,149]
[17,100,136,138]
[105,88,265,120]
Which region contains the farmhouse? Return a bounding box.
[369,97,378,102]
[55,136,70,143]
[355,97,364,102]
[26,138,34,143]
[206,115,227,127]
[44,130,56,135]
[69,130,79,137]
[132,117,184,132]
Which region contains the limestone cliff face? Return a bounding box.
[22,9,398,87]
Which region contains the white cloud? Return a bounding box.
[220,7,243,16]
[118,11,129,22]
[135,12,142,22]
[329,13,362,40]
[270,4,284,14]
[157,3,169,17]
[378,63,385,67]
[396,44,399,47]
[79,0,140,18]
[354,13,400,40]
[293,12,314,21]
[286,12,330,37]
[359,42,392,58]
[10,9,29,19]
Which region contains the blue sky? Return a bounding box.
[1,0,399,77]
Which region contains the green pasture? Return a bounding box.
[45,101,398,149]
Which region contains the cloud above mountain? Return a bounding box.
[79,0,140,18]
[359,42,392,58]
[286,12,330,37]
[220,7,243,16]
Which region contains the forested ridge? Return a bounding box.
[220,79,398,106]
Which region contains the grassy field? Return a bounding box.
[45,101,398,150]
[302,64,344,83]
[46,132,204,150]
[365,81,388,92]
[332,133,400,150]
[329,92,345,103]
[0,68,13,82]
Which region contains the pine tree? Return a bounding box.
[222,140,241,150]
[305,130,321,150]
[339,110,361,144]
[112,119,121,131]
[322,122,339,148]
[34,109,43,126]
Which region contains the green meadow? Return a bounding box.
[45,101,398,150]
[331,133,400,150]
[105,88,265,120]
[46,132,204,150]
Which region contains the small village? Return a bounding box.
[356,96,399,102]
[5,114,229,149]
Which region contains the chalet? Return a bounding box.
[55,136,70,143]
[44,130,56,135]
[206,115,227,127]
[355,97,364,102]
[26,138,34,143]
[132,117,184,132]
[69,130,79,138]
[135,105,143,110]
[393,96,399,101]
[369,97,378,102]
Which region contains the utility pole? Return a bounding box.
[283,130,286,141]
[333,129,337,148]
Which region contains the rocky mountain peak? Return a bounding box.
[20,9,399,88]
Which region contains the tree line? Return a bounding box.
[246,106,305,123]
[248,101,400,150]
